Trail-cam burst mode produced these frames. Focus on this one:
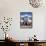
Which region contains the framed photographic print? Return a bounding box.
[20,12,32,28]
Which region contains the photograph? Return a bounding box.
[20,12,32,28]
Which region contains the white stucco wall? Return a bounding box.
[0,0,46,40]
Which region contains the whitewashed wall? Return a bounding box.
[0,0,46,40]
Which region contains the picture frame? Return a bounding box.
[20,12,33,28]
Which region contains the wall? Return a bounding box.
[0,0,46,40]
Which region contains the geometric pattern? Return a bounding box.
[29,0,42,8]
